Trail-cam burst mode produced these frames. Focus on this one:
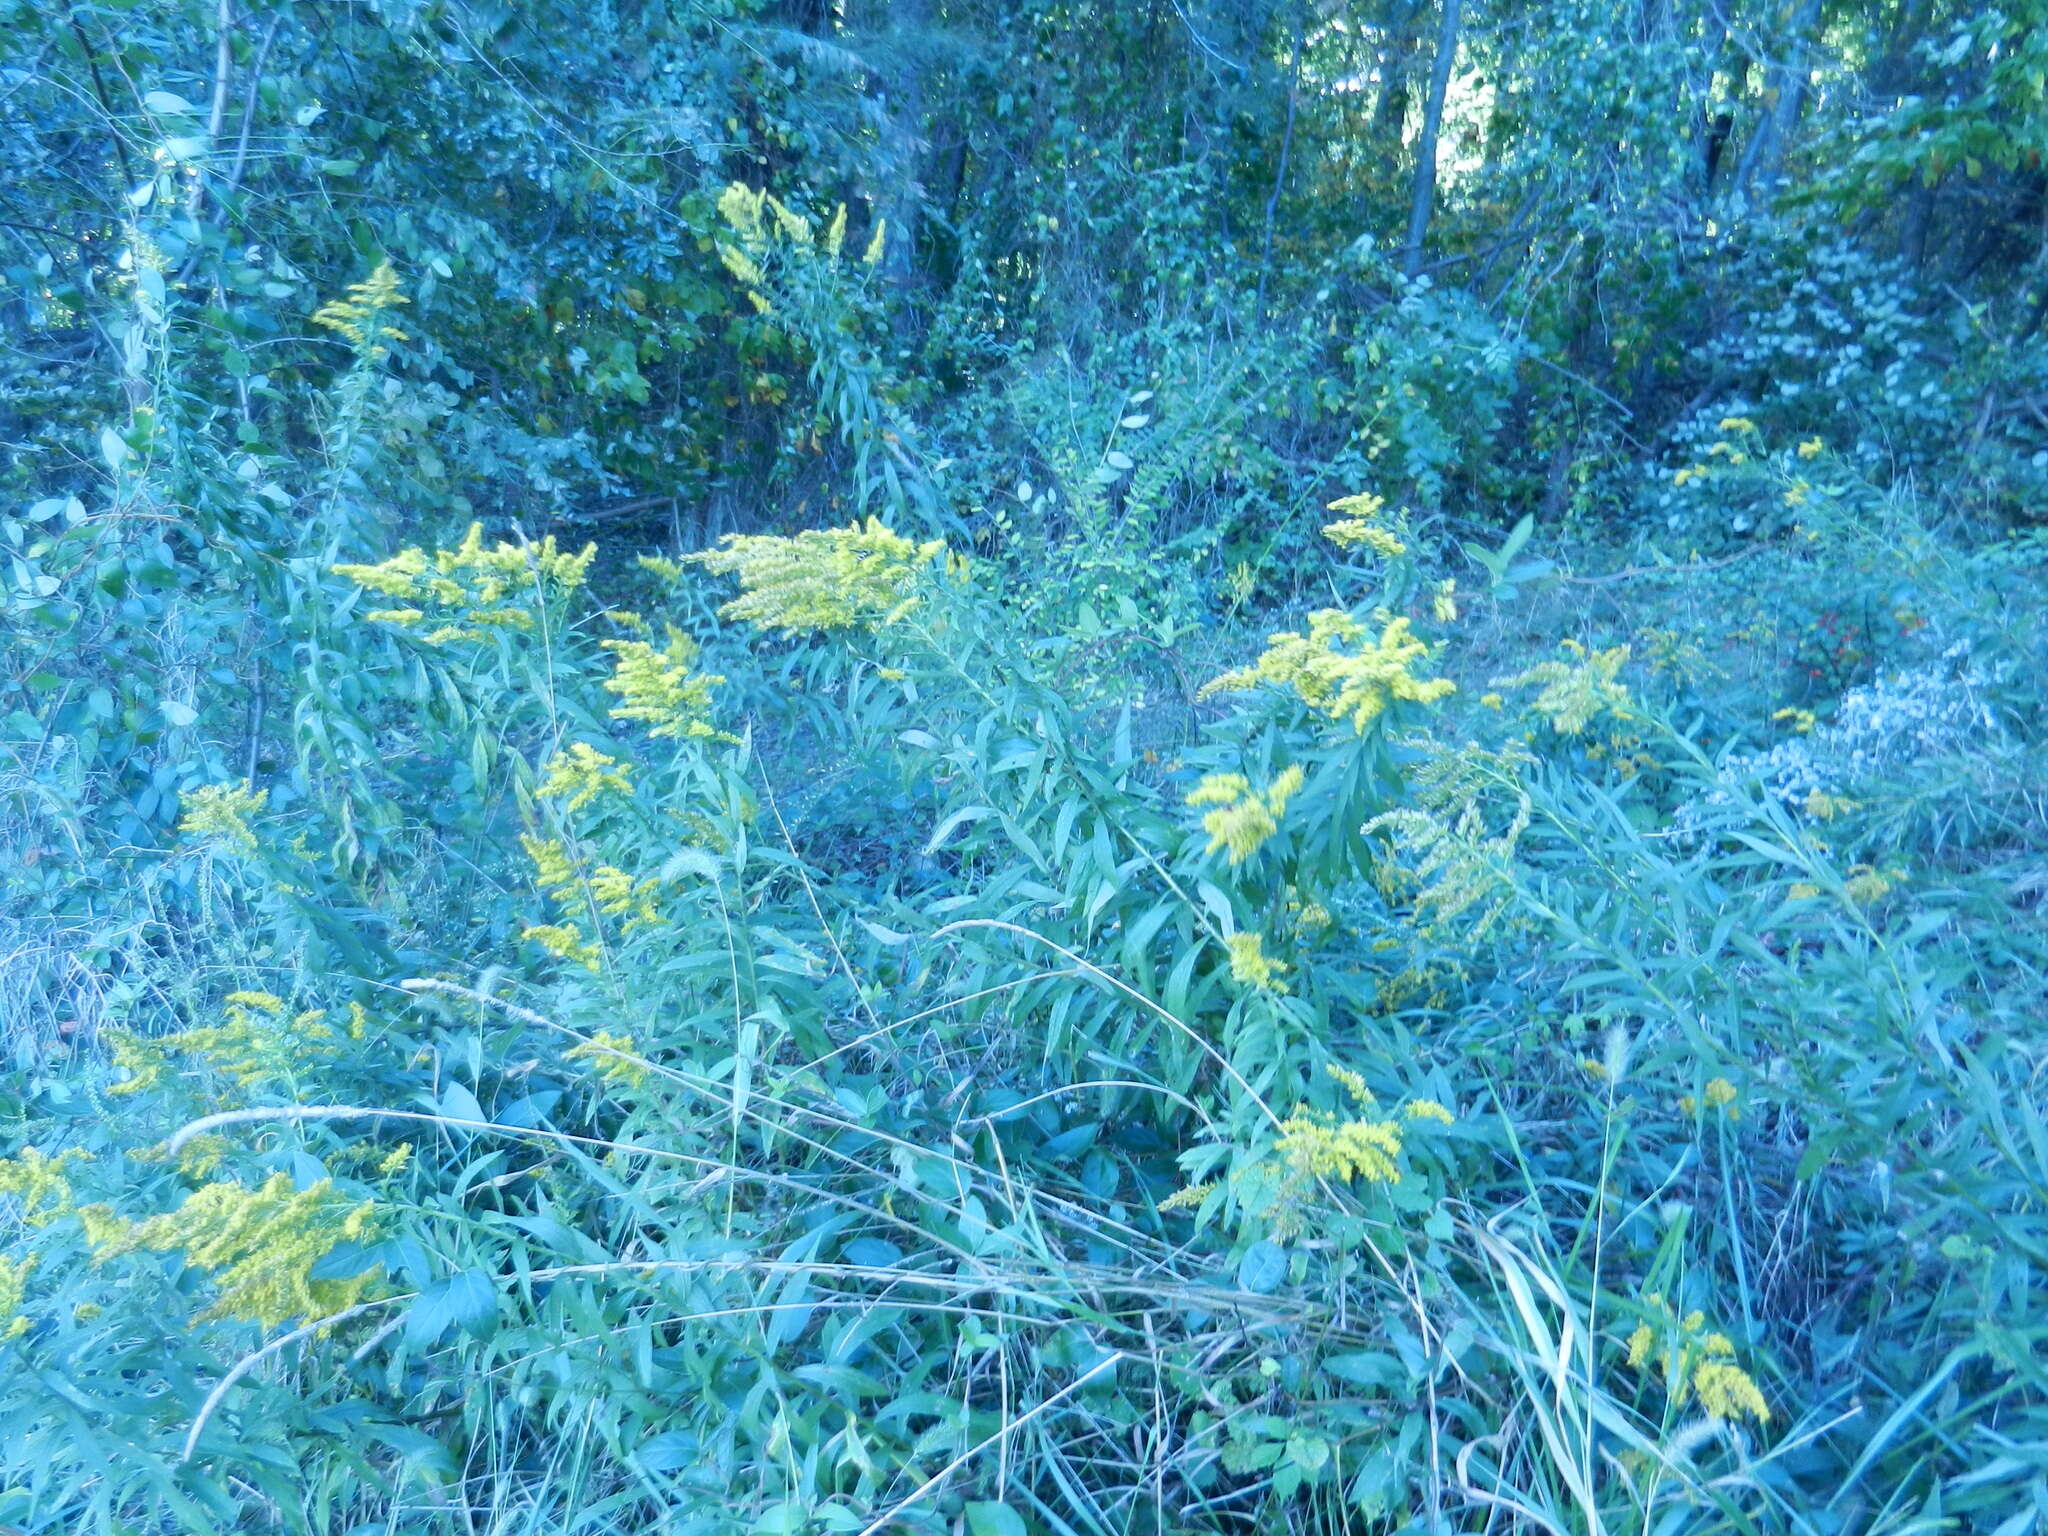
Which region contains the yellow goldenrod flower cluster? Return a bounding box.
[587,865,661,925]
[1368,795,1530,940]
[1158,1181,1216,1213]
[691,519,945,635]
[1277,1111,1403,1184]
[1495,639,1633,735]
[600,626,726,740]
[716,182,885,311]
[1224,931,1289,991]
[522,922,601,971]
[1202,611,1454,732]
[1623,1297,1770,1426]
[1186,766,1304,864]
[1797,437,1824,459]
[334,523,596,646]
[1843,863,1901,905]
[522,834,660,947]
[0,1147,89,1226]
[566,1029,651,1091]
[90,1173,382,1329]
[311,261,409,360]
[1432,579,1458,623]
[1273,1067,1447,1188]
[1323,491,1408,560]
[536,742,633,813]
[1252,1068,1458,1232]
[1678,1075,1741,1120]
[177,781,268,852]
[1773,706,1817,734]
[107,992,340,1098]
[0,1254,34,1341]
[521,835,580,898]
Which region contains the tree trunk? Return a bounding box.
[1733,0,1822,196]
[1401,0,1462,278]
[879,0,928,333]
[1373,0,1424,143]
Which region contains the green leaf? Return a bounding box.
[634,1430,699,1472]
[965,1503,1028,1536]
[1238,1241,1288,1294]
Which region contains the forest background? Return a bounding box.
[2,1,2047,1533]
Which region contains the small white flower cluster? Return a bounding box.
[1680,642,2002,832]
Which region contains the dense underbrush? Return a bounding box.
[3,291,2045,1532]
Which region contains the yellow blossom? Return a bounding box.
[522,836,580,898]
[1201,611,1454,732]
[600,627,727,740]
[178,781,268,851]
[1275,1111,1403,1184]
[1186,766,1304,864]
[0,1255,34,1341]
[566,1029,651,1091]
[94,1173,383,1329]
[311,262,409,359]
[1403,1098,1455,1125]
[1224,932,1289,991]
[1843,864,1900,905]
[0,1148,89,1225]
[690,519,945,635]
[1797,437,1823,459]
[537,742,634,813]
[1691,1361,1771,1424]
[1495,641,1632,735]
[1322,491,1406,557]
[523,923,601,971]
[1432,579,1458,623]
[334,523,595,646]
[1716,416,1756,434]
[108,993,339,1098]
[588,864,661,926]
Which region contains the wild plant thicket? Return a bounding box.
[2,1,2046,1533]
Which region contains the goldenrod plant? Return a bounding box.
[4,4,2048,1532]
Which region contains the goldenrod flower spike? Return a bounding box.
[1224,932,1289,991]
[1186,765,1304,864]
[1495,641,1633,735]
[312,261,409,359]
[600,626,728,741]
[178,781,269,851]
[536,742,634,813]
[1201,611,1455,732]
[690,519,946,635]
[333,524,595,646]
